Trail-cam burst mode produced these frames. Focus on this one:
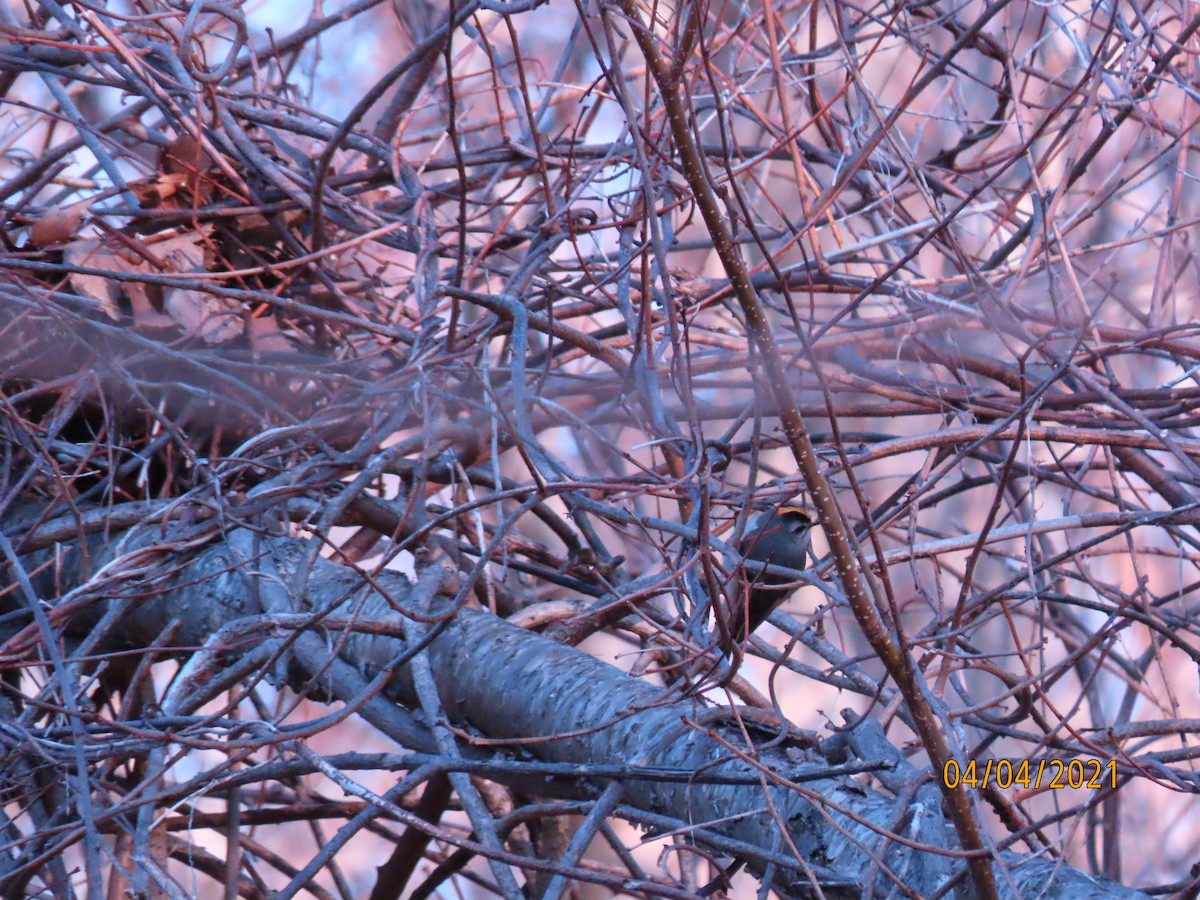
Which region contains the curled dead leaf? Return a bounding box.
[29,199,92,247]
[129,173,188,210]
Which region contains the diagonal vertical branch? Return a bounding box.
[611,2,1000,896]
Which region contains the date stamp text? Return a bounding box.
[942,758,1117,791]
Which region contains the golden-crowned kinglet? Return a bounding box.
[730,505,813,648]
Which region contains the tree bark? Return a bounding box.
[4,506,1149,899]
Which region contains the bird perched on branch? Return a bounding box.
[726,504,813,652]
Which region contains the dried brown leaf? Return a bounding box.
[29,199,92,247]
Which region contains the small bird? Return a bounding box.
[729,504,813,648]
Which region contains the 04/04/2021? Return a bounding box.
[942,758,1117,791]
